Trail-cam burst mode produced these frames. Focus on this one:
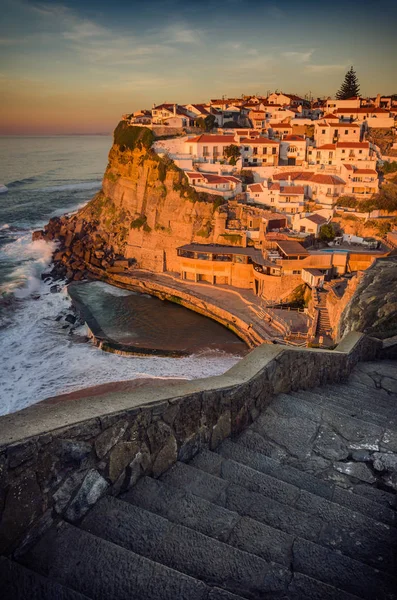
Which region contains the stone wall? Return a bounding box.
[0,332,382,555]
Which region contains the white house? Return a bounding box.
[152,103,194,127]
[293,213,328,236]
[341,164,379,197]
[184,134,236,161]
[247,182,305,214]
[240,137,280,167]
[325,97,361,112]
[279,135,307,166]
[268,122,293,138]
[186,172,242,199]
[272,171,345,207]
[307,141,374,167]
[314,121,361,147]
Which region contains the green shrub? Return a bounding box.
[220,233,242,244]
[336,195,359,208]
[113,122,155,152]
[130,215,147,229]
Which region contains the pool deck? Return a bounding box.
[82,267,298,349]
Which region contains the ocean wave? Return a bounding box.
[0,277,240,415]
[37,181,102,193]
[6,176,39,187]
[0,235,57,297]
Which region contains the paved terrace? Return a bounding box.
[89,267,299,347]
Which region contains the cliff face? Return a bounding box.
[77,123,227,272]
[339,256,397,340]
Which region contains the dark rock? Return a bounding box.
[64,469,109,522]
[65,314,77,325]
[53,470,87,514]
[108,441,140,482]
[334,461,376,484]
[50,285,61,294]
[95,420,129,459]
[54,439,92,464]
[0,472,43,553]
[32,230,44,241]
[7,440,37,469]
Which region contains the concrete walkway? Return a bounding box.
[114,269,283,344]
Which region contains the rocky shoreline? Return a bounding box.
[34,212,135,285]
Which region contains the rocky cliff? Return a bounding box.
[339,256,397,339]
[36,123,230,279]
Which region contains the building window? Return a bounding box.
[263,147,267,154]
[244,147,249,151]
[253,147,258,155]
[203,146,209,156]
[328,152,333,158]
[345,130,348,134]
[272,148,277,155]
[322,129,326,134]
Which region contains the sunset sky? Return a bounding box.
[1,0,396,135]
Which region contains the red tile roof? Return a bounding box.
[335,108,389,114]
[323,113,339,119]
[241,137,279,145]
[248,183,264,193]
[314,144,336,150]
[354,169,378,175]
[305,214,328,225]
[186,172,240,185]
[270,123,293,128]
[336,142,369,148]
[283,135,305,141]
[272,171,344,185]
[310,174,346,185]
[273,171,314,182]
[186,134,236,143]
[280,185,305,195]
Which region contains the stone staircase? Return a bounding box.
[315,289,332,340]
[2,361,397,600]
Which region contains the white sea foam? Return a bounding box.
[0,278,240,415]
[0,235,57,296]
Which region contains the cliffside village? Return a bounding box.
[102,93,397,345]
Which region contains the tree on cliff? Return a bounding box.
[319,222,336,242]
[224,144,241,165]
[196,115,216,131]
[336,66,360,100]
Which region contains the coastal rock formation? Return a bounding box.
[339,256,397,339]
[35,124,230,279]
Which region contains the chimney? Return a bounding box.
[173,104,177,116]
[375,94,381,108]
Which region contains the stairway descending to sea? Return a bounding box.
[2,361,397,600]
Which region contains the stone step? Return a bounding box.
[293,388,392,427]
[245,392,397,502]
[123,475,396,575]
[310,380,397,412]
[326,382,397,412]
[291,537,397,600]
[0,557,90,600]
[186,454,396,546]
[124,482,364,600]
[21,521,210,600]
[160,463,396,600]
[218,439,396,529]
[80,495,291,599]
[161,460,396,559]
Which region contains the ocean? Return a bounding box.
[0,136,241,415]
